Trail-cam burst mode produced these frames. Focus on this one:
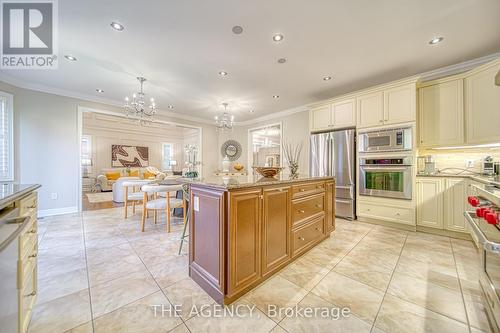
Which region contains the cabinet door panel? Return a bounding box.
[465,62,500,144]
[262,187,291,276]
[417,178,443,229]
[384,84,416,125]
[356,92,384,128]
[228,189,262,296]
[326,182,335,232]
[444,178,467,232]
[332,99,355,129]
[310,105,332,131]
[419,80,464,147]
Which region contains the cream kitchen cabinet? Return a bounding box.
[416,177,468,233]
[443,178,467,232]
[356,83,416,128]
[309,98,356,132]
[418,78,464,147]
[465,60,500,144]
[416,177,443,229]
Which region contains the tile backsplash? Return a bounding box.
[418,148,500,174]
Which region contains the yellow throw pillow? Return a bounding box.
[129,170,139,177]
[143,171,156,179]
[105,172,120,180]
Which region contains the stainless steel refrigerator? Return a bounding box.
[310,129,356,220]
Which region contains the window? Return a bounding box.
[161,143,173,170]
[0,92,13,181]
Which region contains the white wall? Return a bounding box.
[0,80,218,215]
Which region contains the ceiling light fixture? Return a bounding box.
[273,95,280,99]
[64,55,77,61]
[323,76,332,81]
[124,77,157,123]
[232,26,243,34]
[96,89,104,93]
[277,58,287,64]
[249,109,255,113]
[110,22,124,31]
[168,105,174,109]
[218,71,228,76]
[273,34,284,42]
[214,103,234,132]
[429,36,444,45]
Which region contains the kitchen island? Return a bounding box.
[188,175,335,304]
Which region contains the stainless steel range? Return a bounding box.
[465,183,500,332]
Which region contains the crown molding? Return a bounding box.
[419,52,500,82]
[235,105,308,127]
[0,72,215,125]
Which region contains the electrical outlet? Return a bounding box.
[50,192,58,200]
[465,159,474,168]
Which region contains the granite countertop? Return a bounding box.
[0,183,41,210]
[185,175,334,190]
[417,173,500,187]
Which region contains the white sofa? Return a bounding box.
[96,167,166,192]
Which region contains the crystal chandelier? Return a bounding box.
[214,103,234,132]
[124,77,157,121]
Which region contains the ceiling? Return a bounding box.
[1,0,500,122]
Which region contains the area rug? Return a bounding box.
[86,192,114,203]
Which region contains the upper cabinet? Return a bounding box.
[465,60,500,145]
[417,58,500,148]
[357,83,416,128]
[357,91,384,128]
[309,98,355,132]
[418,78,464,147]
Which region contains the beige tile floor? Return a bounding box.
[28,207,494,333]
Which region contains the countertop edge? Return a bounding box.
[0,184,41,210]
[416,174,499,187]
[189,176,335,190]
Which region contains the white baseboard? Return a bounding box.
[38,206,79,218]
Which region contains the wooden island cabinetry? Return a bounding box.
[188,177,335,304]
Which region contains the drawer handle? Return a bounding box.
[298,237,305,241]
[315,204,322,208]
[28,204,37,209]
[28,229,36,234]
[298,209,305,213]
[395,213,400,216]
[315,227,321,231]
[299,189,305,192]
[317,185,323,189]
[25,291,36,297]
[366,208,371,212]
[29,253,37,258]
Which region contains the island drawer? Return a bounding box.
[292,217,324,257]
[19,192,38,217]
[292,182,325,198]
[292,193,325,225]
[19,264,37,333]
[19,217,37,259]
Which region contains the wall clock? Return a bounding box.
[221,140,242,161]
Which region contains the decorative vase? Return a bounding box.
[289,163,299,179]
[222,156,231,172]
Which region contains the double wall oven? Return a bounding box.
[358,126,413,200]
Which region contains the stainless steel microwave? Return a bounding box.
[358,127,412,153]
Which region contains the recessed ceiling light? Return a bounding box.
[96,89,104,93]
[64,55,77,61]
[232,26,243,34]
[277,58,287,64]
[167,105,174,109]
[272,95,280,99]
[429,36,444,45]
[273,34,284,42]
[110,22,124,31]
[323,76,332,81]
[249,109,255,113]
[218,71,228,76]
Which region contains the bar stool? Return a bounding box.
[178,184,190,255]
[123,180,153,219]
[140,184,185,232]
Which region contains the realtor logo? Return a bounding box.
[1,0,58,69]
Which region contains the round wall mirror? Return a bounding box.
[221,140,242,161]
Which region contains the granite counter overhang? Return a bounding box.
[186,175,335,190]
[0,184,41,211]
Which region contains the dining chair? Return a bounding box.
[140,184,185,232]
[123,180,153,219]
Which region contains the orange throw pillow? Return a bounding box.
[129,170,139,177]
[105,172,120,180]
[143,171,156,179]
